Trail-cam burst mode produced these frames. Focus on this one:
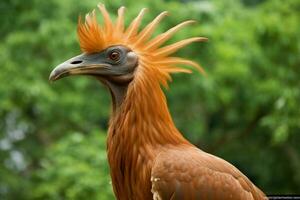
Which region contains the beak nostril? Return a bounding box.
[70,60,82,64]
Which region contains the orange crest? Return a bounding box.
[78,4,207,87]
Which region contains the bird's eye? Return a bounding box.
[108,50,121,62]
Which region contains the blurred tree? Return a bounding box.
[31,131,114,200]
[0,0,299,199]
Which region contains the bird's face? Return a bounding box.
[49,45,138,84]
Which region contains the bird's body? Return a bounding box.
[50,4,266,200]
[106,73,265,200]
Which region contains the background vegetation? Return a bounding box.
[1,0,299,199]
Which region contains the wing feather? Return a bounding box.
[151,146,266,200]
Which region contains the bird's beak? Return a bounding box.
[49,53,110,81]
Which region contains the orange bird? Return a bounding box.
[49,4,266,200]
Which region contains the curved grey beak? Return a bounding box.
[49,53,110,81]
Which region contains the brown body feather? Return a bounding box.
[107,68,265,199]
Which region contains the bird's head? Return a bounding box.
[49,45,138,84]
[49,4,207,106]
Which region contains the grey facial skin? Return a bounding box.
[49,45,139,108]
[49,46,138,82]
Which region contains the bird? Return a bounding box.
[49,4,266,200]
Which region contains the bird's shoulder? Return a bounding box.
[151,144,266,200]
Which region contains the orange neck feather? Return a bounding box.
[106,66,188,199]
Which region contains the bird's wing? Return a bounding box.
[151,145,266,200]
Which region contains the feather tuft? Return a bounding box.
[77,6,207,87]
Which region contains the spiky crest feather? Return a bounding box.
[77,4,207,87]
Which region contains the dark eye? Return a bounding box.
[108,50,120,62]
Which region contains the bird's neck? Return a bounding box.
[106,73,188,199]
[108,73,188,147]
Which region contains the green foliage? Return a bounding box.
[31,131,113,200]
[0,0,299,199]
